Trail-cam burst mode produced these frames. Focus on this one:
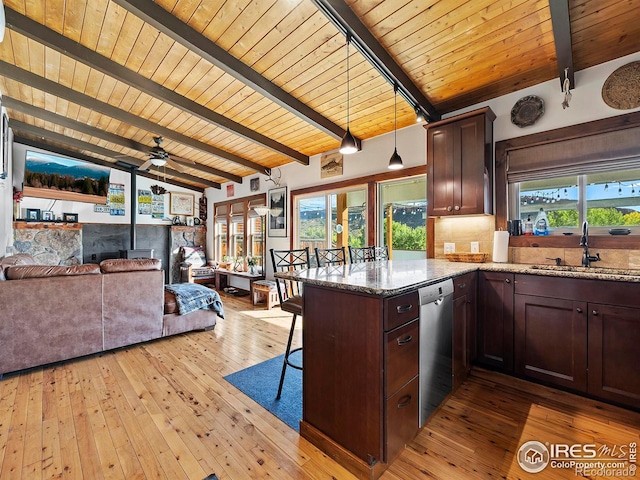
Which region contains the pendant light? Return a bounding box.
[388,84,403,170]
[339,35,358,154]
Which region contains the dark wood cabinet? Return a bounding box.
[477,271,514,371]
[452,272,477,389]
[512,274,640,409]
[301,285,419,478]
[514,294,587,392]
[588,303,640,409]
[425,107,495,216]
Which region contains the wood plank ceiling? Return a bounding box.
[0,0,638,190]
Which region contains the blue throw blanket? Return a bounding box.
[165,283,225,318]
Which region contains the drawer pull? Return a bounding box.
[505,278,511,284]
[457,283,466,289]
[397,335,413,346]
[397,395,412,408]
[576,307,583,313]
[592,310,599,316]
[396,304,413,314]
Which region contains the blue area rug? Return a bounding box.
[224,352,302,432]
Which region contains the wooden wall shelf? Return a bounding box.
[13,221,81,230]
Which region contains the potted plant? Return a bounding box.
[246,255,258,274]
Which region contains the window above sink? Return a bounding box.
[510,168,640,236]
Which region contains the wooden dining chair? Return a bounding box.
[269,247,310,399]
[314,247,347,267]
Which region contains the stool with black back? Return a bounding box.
[270,247,310,399]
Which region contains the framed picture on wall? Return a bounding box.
[268,186,287,237]
[63,213,79,223]
[169,192,194,216]
[26,208,41,221]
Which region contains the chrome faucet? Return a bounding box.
[580,221,600,267]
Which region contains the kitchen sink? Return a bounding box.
[528,265,640,276]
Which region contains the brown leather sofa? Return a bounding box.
[0,255,218,377]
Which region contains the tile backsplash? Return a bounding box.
[433,215,640,268]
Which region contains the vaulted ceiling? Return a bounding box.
[1,0,638,191]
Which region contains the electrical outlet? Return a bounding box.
[444,243,455,254]
[471,242,480,253]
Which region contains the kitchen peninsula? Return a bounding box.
[281,259,640,480]
[283,259,476,479]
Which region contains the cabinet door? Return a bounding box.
[477,272,514,371]
[452,273,477,389]
[514,295,587,392]
[588,303,640,409]
[385,376,419,463]
[426,123,455,216]
[457,114,489,215]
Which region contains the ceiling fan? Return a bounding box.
[139,137,189,172]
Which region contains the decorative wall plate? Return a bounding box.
[602,61,640,110]
[511,95,544,127]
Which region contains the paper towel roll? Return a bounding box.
[492,231,509,263]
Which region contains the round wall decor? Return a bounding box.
[510,95,544,128]
[602,61,640,110]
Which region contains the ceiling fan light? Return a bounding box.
[150,157,167,167]
[339,127,358,154]
[388,148,403,170]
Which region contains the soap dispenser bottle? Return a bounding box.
[534,207,549,236]
[523,215,534,236]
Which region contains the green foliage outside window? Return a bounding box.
[547,208,640,228]
[384,220,426,250]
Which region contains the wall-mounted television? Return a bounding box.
[23,151,111,204]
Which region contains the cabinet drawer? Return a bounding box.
[385,376,419,463]
[385,319,419,397]
[385,291,419,331]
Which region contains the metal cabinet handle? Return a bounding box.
[592,310,599,316]
[505,278,511,284]
[396,304,413,314]
[447,206,453,212]
[457,283,466,289]
[397,335,413,346]
[576,307,583,313]
[397,394,412,408]
[454,205,460,211]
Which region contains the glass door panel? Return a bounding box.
[378,176,427,260]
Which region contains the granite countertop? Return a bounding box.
[276,259,640,297]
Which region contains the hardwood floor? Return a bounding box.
[1,294,639,479]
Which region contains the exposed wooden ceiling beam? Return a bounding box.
[0,60,266,177]
[548,0,575,90]
[10,120,221,189]
[311,0,440,122]
[5,7,308,166]
[112,0,351,143]
[2,96,242,184]
[13,135,205,193]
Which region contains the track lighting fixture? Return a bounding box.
[415,107,426,123]
[340,35,358,155]
[388,84,404,170]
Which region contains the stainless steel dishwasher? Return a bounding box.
[418,278,454,427]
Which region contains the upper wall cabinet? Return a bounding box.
[425,107,495,216]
